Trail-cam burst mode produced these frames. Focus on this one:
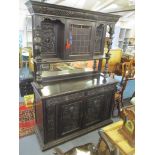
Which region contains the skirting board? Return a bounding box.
[35,119,113,151]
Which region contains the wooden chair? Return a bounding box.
[122,61,135,78]
[111,61,135,116]
[98,120,135,155]
[113,63,122,76]
[112,78,135,116]
[113,58,135,78]
[98,131,115,155]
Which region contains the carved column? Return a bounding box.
[33,29,42,85]
[103,25,114,83]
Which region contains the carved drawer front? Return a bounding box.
[84,95,105,127]
[57,100,82,137]
[87,87,105,96]
[63,92,85,101]
[45,104,56,142]
[46,92,85,105]
[87,85,115,96]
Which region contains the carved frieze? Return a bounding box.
[87,85,115,96]
[46,92,85,105]
[25,1,120,22]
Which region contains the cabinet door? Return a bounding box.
[103,91,115,119]
[84,95,105,127]
[32,15,65,59]
[65,20,95,59]
[57,100,82,137]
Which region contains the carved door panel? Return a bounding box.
[40,18,57,58]
[57,100,82,137]
[65,20,95,59]
[32,16,65,59]
[103,91,115,119]
[84,95,105,127]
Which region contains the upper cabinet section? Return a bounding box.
[25,0,120,61]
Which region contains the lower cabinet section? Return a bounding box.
[34,85,116,150]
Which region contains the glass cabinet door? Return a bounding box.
[65,19,95,59]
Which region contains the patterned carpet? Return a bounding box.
[19,104,35,138]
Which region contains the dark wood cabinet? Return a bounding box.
[32,75,117,150]
[26,0,120,151]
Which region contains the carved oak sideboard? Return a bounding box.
[25,0,120,151]
[32,73,117,150]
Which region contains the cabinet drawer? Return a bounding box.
[86,85,115,96]
[46,91,85,105]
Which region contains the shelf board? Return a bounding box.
[33,55,106,64]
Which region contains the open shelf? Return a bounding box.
[33,55,106,64]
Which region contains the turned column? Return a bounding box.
[103,25,114,83]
